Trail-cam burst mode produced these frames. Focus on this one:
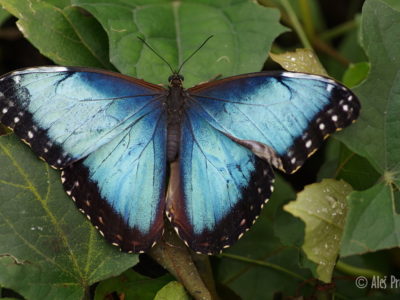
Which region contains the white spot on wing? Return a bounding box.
[13,75,21,84]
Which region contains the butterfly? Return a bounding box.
[0,59,360,255]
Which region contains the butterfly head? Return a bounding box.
[168,73,184,87]
[138,35,213,88]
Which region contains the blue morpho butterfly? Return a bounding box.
[0,38,360,255]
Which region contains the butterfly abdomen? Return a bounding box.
[167,122,181,161]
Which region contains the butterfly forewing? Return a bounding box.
[187,72,360,173]
[0,66,168,252]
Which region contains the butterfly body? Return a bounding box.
[0,66,360,254]
[166,74,187,161]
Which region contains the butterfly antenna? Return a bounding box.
[177,35,214,74]
[137,36,175,74]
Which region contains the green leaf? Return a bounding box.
[333,0,400,257]
[284,179,353,283]
[270,48,327,75]
[216,176,316,299]
[0,134,138,300]
[0,0,113,68]
[342,62,370,88]
[382,0,400,10]
[340,183,400,256]
[154,281,190,300]
[73,0,287,86]
[317,139,380,191]
[94,270,173,300]
[336,0,400,177]
[0,6,10,24]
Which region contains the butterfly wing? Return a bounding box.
[167,71,360,254]
[187,71,360,173]
[166,109,275,254]
[0,67,167,252]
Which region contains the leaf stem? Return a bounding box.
[335,260,385,278]
[319,19,359,41]
[280,0,313,49]
[220,253,307,281]
[299,0,314,38]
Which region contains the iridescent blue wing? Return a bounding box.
[0,67,167,252]
[186,71,360,173]
[168,71,360,254]
[166,110,275,254]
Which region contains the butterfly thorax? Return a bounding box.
[166,73,186,161]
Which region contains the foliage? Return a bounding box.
[0,0,399,299]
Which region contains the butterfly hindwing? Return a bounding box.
[187,72,360,173]
[62,108,167,252]
[167,109,275,254]
[0,67,168,252]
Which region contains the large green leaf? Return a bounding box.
[335,0,400,256]
[94,270,173,300]
[0,0,112,68]
[341,183,400,256]
[382,0,400,10]
[337,0,400,176]
[73,0,287,86]
[216,176,316,299]
[284,179,352,283]
[317,139,380,191]
[0,134,138,300]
